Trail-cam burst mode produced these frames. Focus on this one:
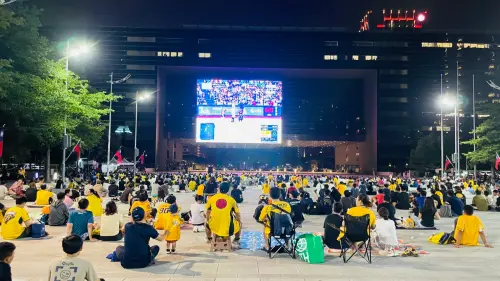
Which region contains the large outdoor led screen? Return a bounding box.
[196,79,283,144]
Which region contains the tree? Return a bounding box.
[463,102,500,168]
[409,131,454,173]
[0,5,116,168]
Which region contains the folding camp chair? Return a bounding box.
[267,206,296,259]
[339,214,372,263]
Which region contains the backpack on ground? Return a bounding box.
[439,205,452,218]
[428,232,456,245]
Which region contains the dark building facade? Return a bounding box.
[47,25,499,172]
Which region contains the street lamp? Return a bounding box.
[437,85,458,179]
[133,90,156,177]
[62,39,94,183]
[0,0,18,5]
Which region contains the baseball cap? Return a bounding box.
[131,207,145,221]
[169,204,178,213]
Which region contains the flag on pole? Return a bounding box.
[138,152,145,165]
[0,128,4,158]
[445,156,453,170]
[495,153,500,171]
[114,149,123,164]
[73,143,81,159]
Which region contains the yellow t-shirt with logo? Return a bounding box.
[206,193,240,237]
[165,213,182,241]
[2,206,30,240]
[258,200,292,237]
[87,194,103,217]
[35,190,53,205]
[346,206,376,228]
[154,202,171,230]
[454,215,484,246]
[130,200,152,219]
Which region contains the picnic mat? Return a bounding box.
[397,226,438,230]
[239,231,305,251]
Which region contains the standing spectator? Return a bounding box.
[350,183,360,199]
[0,242,16,281]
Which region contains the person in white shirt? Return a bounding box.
[95,201,123,241]
[375,207,398,256]
[0,184,8,200]
[190,195,206,232]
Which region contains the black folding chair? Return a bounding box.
[339,214,372,263]
[267,206,296,259]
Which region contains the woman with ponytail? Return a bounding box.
[86,189,104,217]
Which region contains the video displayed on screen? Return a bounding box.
[196,79,283,144]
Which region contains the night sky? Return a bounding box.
[35,0,500,31]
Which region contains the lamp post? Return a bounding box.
[106,73,131,176]
[472,74,476,179]
[133,90,156,178]
[62,40,93,183]
[440,74,444,179]
[437,91,457,179]
[455,61,460,177]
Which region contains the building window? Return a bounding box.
[352,55,359,61]
[422,42,453,48]
[324,55,338,61]
[127,36,156,43]
[464,43,490,49]
[199,52,211,58]
[157,51,183,57]
[173,151,177,160]
[324,41,338,47]
[126,50,156,57]
[365,55,378,61]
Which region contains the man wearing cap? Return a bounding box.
[205,181,242,246]
[115,207,169,269]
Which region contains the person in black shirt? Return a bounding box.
[287,190,304,226]
[377,194,396,221]
[24,182,37,202]
[430,189,442,209]
[419,197,440,227]
[230,185,243,204]
[395,188,410,210]
[204,177,217,195]
[118,179,126,191]
[108,180,119,197]
[0,242,16,281]
[323,203,348,250]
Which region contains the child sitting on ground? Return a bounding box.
[190,195,206,232]
[48,235,104,281]
[165,204,182,254]
[0,242,16,281]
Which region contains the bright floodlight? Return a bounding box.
[437,95,457,108]
[79,43,92,54]
[417,13,426,22]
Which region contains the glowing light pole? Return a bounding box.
[133,91,156,178]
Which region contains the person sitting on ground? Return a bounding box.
[446,190,464,216]
[130,191,156,221]
[63,189,74,209]
[317,188,333,215]
[323,203,348,251]
[287,182,297,197]
[35,184,53,206]
[190,195,206,232]
[455,186,467,205]
[454,205,493,248]
[351,183,360,199]
[485,190,495,210]
[49,192,69,226]
[205,182,242,246]
[258,187,292,250]
[472,190,489,211]
[1,196,34,240]
[48,235,104,281]
[430,189,443,209]
[375,189,385,206]
[0,242,16,281]
[0,182,8,201]
[230,184,243,204]
[94,201,123,241]
[108,180,119,197]
[415,189,427,209]
[8,180,24,198]
[86,189,103,217]
[67,198,96,241]
[377,194,396,222]
[375,207,398,254]
[93,180,107,198]
[119,184,132,204]
[347,194,376,229]
[395,186,410,210]
[287,190,304,226]
[115,207,169,269]
[419,197,440,228]
[340,190,356,214]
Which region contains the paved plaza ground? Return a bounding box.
[2,187,499,281]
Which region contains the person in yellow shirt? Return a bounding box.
[164,204,182,254]
[188,180,197,191]
[35,184,54,205]
[205,182,241,245]
[337,182,347,197]
[302,177,309,188]
[2,196,34,240]
[154,195,179,230]
[258,187,292,250]
[333,177,339,186]
[86,189,104,217]
[262,180,270,195]
[130,191,155,221]
[196,183,205,197]
[454,205,492,248]
[346,194,376,229]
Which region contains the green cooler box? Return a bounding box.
[295,233,325,264]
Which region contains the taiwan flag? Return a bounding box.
[114,149,123,164]
[445,156,452,170]
[73,143,81,159]
[495,153,500,171]
[0,129,3,158]
[138,152,145,165]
